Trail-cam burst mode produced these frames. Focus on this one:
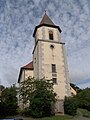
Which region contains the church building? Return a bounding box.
[18,12,76,114]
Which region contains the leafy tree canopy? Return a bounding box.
[0,84,18,117]
[64,87,90,116]
[19,77,56,117]
[76,88,90,111]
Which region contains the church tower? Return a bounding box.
[33,12,71,113]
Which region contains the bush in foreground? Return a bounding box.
[64,96,78,116]
[77,108,90,118]
[76,88,90,111]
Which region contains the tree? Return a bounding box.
[64,96,78,116]
[19,77,56,117]
[0,85,5,101]
[76,88,90,111]
[0,84,18,117]
[64,88,90,116]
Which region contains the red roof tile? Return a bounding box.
[22,61,33,69]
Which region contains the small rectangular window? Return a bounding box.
[52,78,57,84]
[52,64,56,73]
[49,31,53,40]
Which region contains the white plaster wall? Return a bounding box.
[36,26,61,42]
[20,70,25,82]
[33,26,71,99]
[42,42,68,99]
[33,41,44,79]
[70,86,77,96]
[20,69,33,83]
[34,41,70,99]
[25,70,33,79]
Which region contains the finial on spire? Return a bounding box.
[45,10,47,14]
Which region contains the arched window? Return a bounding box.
[49,30,53,40]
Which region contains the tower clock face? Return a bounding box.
[50,44,55,49]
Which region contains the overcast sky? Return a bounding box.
[0,0,90,88]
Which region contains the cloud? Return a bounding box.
[77,78,90,89]
[0,0,90,88]
[68,45,90,84]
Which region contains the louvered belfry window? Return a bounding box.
[52,78,57,84]
[52,64,56,73]
[49,30,53,40]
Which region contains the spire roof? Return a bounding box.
[40,12,55,26]
[33,12,62,37]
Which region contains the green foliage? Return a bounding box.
[20,108,31,116]
[0,101,6,117]
[64,88,90,116]
[77,108,90,118]
[64,96,78,116]
[19,77,56,118]
[19,115,73,120]
[76,88,90,111]
[0,84,18,117]
[38,115,73,120]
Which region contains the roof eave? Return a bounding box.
[33,24,62,37]
[18,68,23,83]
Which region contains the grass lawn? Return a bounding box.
[23,115,73,120]
[1,109,90,120]
[0,115,73,120]
[39,115,73,120]
[77,108,90,118]
[23,109,90,120]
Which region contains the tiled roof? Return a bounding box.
[22,61,33,69]
[40,13,55,26]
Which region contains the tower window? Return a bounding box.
[49,31,53,40]
[52,78,57,84]
[52,64,56,73]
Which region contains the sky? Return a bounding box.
[0,0,90,89]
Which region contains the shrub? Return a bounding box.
[76,88,90,111]
[64,96,78,116]
[0,101,6,117]
[78,108,90,118]
[20,108,31,116]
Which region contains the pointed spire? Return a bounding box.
[33,12,62,37]
[40,12,55,26]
